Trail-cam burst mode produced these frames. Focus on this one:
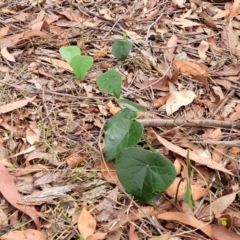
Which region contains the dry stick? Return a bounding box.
[211,88,236,117]
[0,81,113,100]
[137,119,240,130]
[192,140,240,147]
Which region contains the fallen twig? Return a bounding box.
[193,140,240,147]
[137,119,240,130]
[211,88,235,117]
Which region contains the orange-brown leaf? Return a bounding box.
[0,164,40,230]
[101,159,120,184]
[172,60,208,76]
[1,229,46,240]
[157,212,213,238]
[78,207,96,239]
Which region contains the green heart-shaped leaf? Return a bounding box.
[112,40,132,60]
[104,118,143,161]
[59,46,81,64]
[116,148,176,203]
[96,69,122,98]
[70,55,93,80]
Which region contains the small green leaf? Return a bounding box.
[104,118,143,161]
[70,55,93,80]
[112,40,132,60]
[116,148,176,204]
[96,69,122,98]
[59,46,81,64]
[117,98,147,112]
[182,150,195,208]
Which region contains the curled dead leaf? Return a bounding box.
[101,159,120,185]
[1,47,15,62]
[154,94,172,108]
[107,100,121,115]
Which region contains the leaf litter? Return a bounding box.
[0,0,240,239]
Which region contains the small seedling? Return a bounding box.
[112,39,132,60]
[59,42,176,204]
[59,46,93,80]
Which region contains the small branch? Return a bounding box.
[211,88,235,117]
[192,140,240,147]
[137,119,240,130]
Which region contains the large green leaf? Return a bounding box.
[70,55,93,80]
[59,46,81,64]
[112,40,132,60]
[115,148,176,204]
[96,70,122,98]
[117,98,147,112]
[104,118,143,161]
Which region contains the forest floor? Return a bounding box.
[0,0,240,239]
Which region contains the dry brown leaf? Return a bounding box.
[107,100,121,115]
[147,9,159,19]
[173,60,208,76]
[154,94,172,108]
[101,159,120,185]
[166,34,178,57]
[214,79,232,91]
[94,48,107,59]
[0,30,51,48]
[0,26,9,37]
[222,23,239,51]
[213,86,224,100]
[228,0,240,19]
[1,47,15,62]
[15,164,48,177]
[213,9,230,19]
[26,126,40,145]
[87,232,108,240]
[165,90,196,115]
[202,128,222,141]
[149,232,171,240]
[198,192,238,221]
[192,75,209,90]
[38,57,72,71]
[212,224,240,240]
[152,131,233,175]
[172,0,186,8]
[198,12,218,30]
[0,96,36,114]
[106,231,122,240]
[0,164,40,230]
[1,229,46,240]
[0,66,10,72]
[129,224,139,240]
[165,177,208,200]
[157,212,213,238]
[172,18,200,28]
[198,40,209,61]
[66,151,85,168]
[229,103,240,121]
[78,207,96,239]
